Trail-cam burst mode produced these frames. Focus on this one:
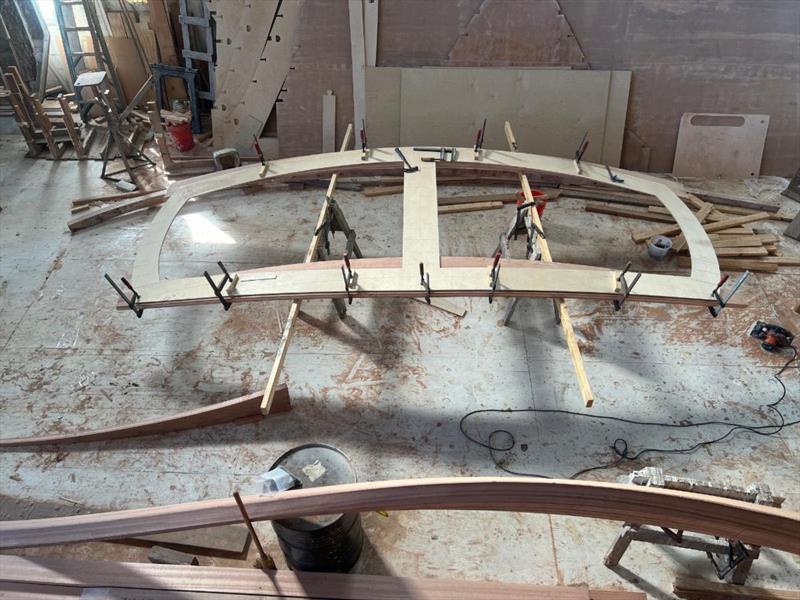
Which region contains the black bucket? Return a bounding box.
[270,444,364,572]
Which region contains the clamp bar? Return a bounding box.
[709,271,750,318]
[203,261,233,311]
[360,119,368,161]
[606,165,624,183]
[419,262,431,304]
[474,118,487,159]
[574,131,589,174]
[104,273,143,318]
[613,262,642,312]
[489,252,501,304]
[395,147,419,173]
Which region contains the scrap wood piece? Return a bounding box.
[68,190,168,232]
[0,556,644,600]
[260,124,354,416]
[683,188,780,213]
[633,211,770,243]
[72,188,166,207]
[437,192,520,206]
[673,576,799,599]
[438,200,504,214]
[506,120,593,408]
[0,387,289,448]
[1,477,798,551]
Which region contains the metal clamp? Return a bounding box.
[341,253,356,304]
[419,262,431,304]
[707,540,750,579]
[203,261,234,311]
[489,252,501,304]
[606,165,624,183]
[414,146,458,162]
[709,271,750,318]
[574,131,589,174]
[395,147,419,173]
[104,274,143,318]
[360,119,369,161]
[613,262,642,311]
[474,118,487,159]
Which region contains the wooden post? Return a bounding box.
[57,94,86,159]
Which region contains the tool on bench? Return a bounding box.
[488,251,501,304]
[341,253,357,304]
[419,262,431,304]
[413,146,457,162]
[203,261,236,310]
[253,135,268,177]
[605,165,624,183]
[395,147,419,173]
[360,119,369,161]
[749,321,794,352]
[613,262,642,311]
[104,273,143,318]
[708,271,749,318]
[574,131,589,175]
[474,118,487,160]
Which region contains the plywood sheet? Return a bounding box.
[366,67,630,166]
[672,113,770,178]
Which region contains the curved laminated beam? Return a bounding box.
[0,386,289,448]
[0,477,796,552]
[129,148,721,310]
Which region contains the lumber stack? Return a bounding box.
[582,189,798,274]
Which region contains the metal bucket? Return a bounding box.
[270,444,364,572]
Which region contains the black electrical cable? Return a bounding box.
[459,344,798,480]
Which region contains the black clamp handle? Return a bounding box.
[341,253,356,304]
[419,262,431,304]
[104,274,143,318]
[489,252,501,304]
[613,261,642,312]
[709,271,750,318]
[203,261,233,311]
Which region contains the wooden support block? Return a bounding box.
[673,576,799,599]
[633,212,770,243]
[148,545,199,565]
[438,200,504,214]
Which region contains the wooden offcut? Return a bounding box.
[673,577,799,600]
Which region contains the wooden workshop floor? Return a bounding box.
[0,134,798,595]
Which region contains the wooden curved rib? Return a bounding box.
[0,477,796,553]
[0,387,288,448]
[129,148,720,309]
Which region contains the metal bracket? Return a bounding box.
[707,541,750,579]
[489,252,501,304]
[104,274,143,318]
[203,261,234,311]
[709,271,750,318]
[419,262,431,304]
[613,262,642,311]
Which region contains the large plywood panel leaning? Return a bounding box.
[672,113,770,178]
[365,67,631,167]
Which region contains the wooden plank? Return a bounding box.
[72,188,166,207]
[683,188,780,214]
[1,477,797,552]
[0,555,636,600]
[68,191,168,232]
[438,192,519,206]
[633,212,770,243]
[672,203,713,252]
[678,256,778,273]
[0,387,289,447]
[507,121,593,408]
[586,203,675,223]
[673,576,799,600]
[673,113,770,178]
[260,124,354,415]
[363,0,379,67]
[705,236,766,248]
[438,200,504,214]
[322,90,336,152]
[128,524,249,555]
[349,0,367,131]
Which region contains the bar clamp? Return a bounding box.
[419,262,431,304]
[104,274,143,318]
[489,252,501,304]
[709,271,750,318]
[341,253,357,304]
[613,262,642,311]
[203,261,235,311]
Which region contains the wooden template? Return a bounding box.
[1,478,797,552]
[0,386,289,448]
[672,113,770,178]
[0,555,644,600]
[127,147,721,311]
[364,68,631,166]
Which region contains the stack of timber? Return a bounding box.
[581,187,799,274]
[68,188,167,232]
[210,0,299,152]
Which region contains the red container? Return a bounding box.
[166,121,194,152]
[516,189,547,216]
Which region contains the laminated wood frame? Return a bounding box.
[127,148,722,310]
[0,478,797,552]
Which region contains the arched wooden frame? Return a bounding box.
[0,477,796,552]
[130,148,721,309]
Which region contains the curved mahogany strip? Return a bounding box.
[0,386,289,448]
[0,477,796,552]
